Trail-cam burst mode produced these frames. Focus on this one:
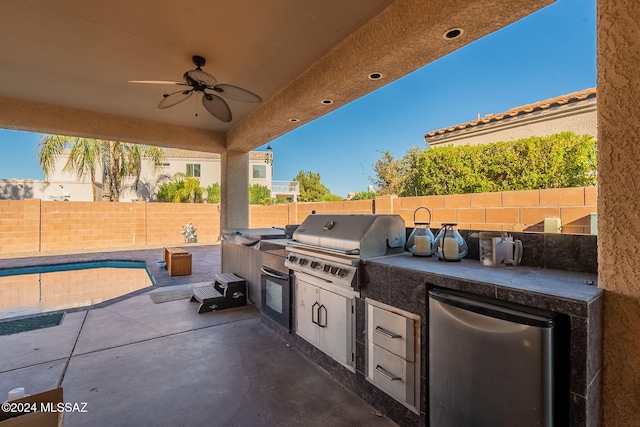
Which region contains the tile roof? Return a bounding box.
[424,87,597,140]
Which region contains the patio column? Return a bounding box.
[597,0,640,425]
[220,151,249,230]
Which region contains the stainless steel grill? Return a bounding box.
[285,214,406,290]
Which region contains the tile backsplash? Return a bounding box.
[415,229,598,274]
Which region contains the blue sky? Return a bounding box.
[0,0,596,198]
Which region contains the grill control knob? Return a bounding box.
[298,258,308,266]
[310,261,320,269]
[287,255,297,263]
[330,266,339,275]
[337,268,348,277]
[323,264,331,272]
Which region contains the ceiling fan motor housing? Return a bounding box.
[184,69,217,89]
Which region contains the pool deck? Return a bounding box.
[0,245,397,426]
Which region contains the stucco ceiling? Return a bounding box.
[0,0,554,153]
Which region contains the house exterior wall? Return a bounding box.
[0,179,94,202]
[427,99,597,147]
[0,149,272,202]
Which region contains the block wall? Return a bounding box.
[0,200,220,256]
[146,203,220,247]
[0,187,597,256]
[0,199,40,254]
[248,186,598,235]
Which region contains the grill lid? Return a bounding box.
[291,214,406,259]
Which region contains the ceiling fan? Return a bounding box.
[129,55,262,123]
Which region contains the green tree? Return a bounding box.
[156,181,177,202]
[373,147,422,196]
[206,183,221,203]
[349,191,376,200]
[294,170,342,202]
[37,134,164,201]
[157,173,203,203]
[249,184,273,205]
[371,132,597,196]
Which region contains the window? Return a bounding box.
[253,165,267,179]
[186,164,201,178]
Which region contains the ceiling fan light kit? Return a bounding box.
[130,55,262,122]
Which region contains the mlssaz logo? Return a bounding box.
[40,402,88,413]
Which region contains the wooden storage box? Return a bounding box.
[164,247,192,276]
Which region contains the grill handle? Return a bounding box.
[291,242,360,256]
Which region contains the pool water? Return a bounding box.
[0,261,153,320]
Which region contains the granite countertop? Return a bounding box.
[366,252,602,304]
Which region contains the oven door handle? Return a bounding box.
[312,302,320,325]
[260,266,289,280]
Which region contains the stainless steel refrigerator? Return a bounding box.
[428,289,569,427]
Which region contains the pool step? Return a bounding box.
[190,274,247,314]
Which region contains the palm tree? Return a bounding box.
[123,144,164,193]
[37,135,67,178]
[38,134,164,201]
[66,138,102,201]
[108,141,122,201]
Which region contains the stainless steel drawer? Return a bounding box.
[367,304,415,361]
[367,341,415,406]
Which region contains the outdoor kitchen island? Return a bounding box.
[262,243,602,427]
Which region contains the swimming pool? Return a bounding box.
[0,261,154,320]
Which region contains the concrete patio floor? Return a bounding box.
[0,245,397,426]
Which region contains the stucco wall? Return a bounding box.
[427,99,597,147]
[598,0,640,424]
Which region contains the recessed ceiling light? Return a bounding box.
[368,72,383,80]
[322,99,333,105]
[289,118,299,123]
[443,28,464,40]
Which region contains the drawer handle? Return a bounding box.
[375,365,401,381]
[375,326,401,339]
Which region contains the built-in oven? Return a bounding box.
[261,251,292,331]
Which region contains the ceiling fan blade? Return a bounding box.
[213,84,262,103]
[202,93,232,122]
[129,80,187,86]
[158,90,193,109]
